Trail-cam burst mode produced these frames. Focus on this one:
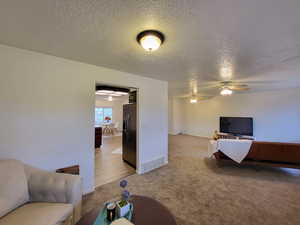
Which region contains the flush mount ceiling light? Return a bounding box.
[95,85,129,97]
[137,30,164,52]
[220,87,233,96]
[96,91,127,97]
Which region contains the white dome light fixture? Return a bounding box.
[108,96,113,101]
[220,87,233,96]
[137,30,164,52]
[190,97,198,104]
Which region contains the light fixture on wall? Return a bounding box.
[220,87,233,96]
[137,30,164,51]
[108,96,113,101]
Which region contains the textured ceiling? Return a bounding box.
[1,0,300,97]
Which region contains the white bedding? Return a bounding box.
[209,139,253,163]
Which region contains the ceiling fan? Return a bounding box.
[176,79,271,102]
[197,81,251,96]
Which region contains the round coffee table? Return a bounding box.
[77,195,178,225]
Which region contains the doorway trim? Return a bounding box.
[94,81,140,188]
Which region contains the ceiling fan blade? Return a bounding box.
[197,95,215,100]
[197,83,221,89]
[228,85,250,91]
[228,84,248,87]
[232,80,282,85]
[176,94,215,100]
[177,94,191,98]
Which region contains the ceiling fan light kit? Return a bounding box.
[190,99,197,103]
[190,97,198,103]
[220,87,233,96]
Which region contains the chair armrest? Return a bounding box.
[24,165,82,206]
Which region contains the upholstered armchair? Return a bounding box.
[0,159,82,225]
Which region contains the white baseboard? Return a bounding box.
[138,156,167,174]
[83,186,95,195]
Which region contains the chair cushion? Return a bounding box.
[0,159,29,217]
[0,202,73,225]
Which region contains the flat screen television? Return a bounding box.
[220,117,253,136]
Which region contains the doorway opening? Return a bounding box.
[94,84,137,188]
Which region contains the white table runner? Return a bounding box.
[209,139,253,163]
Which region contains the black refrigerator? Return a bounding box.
[122,103,137,168]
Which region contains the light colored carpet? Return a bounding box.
[84,135,300,225]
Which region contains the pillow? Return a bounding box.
[0,159,29,218]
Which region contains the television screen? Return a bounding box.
[220,117,253,136]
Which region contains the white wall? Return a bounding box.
[176,88,300,143]
[168,99,174,133]
[95,96,128,131]
[0,44,168,193]
[168,98,184,135]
